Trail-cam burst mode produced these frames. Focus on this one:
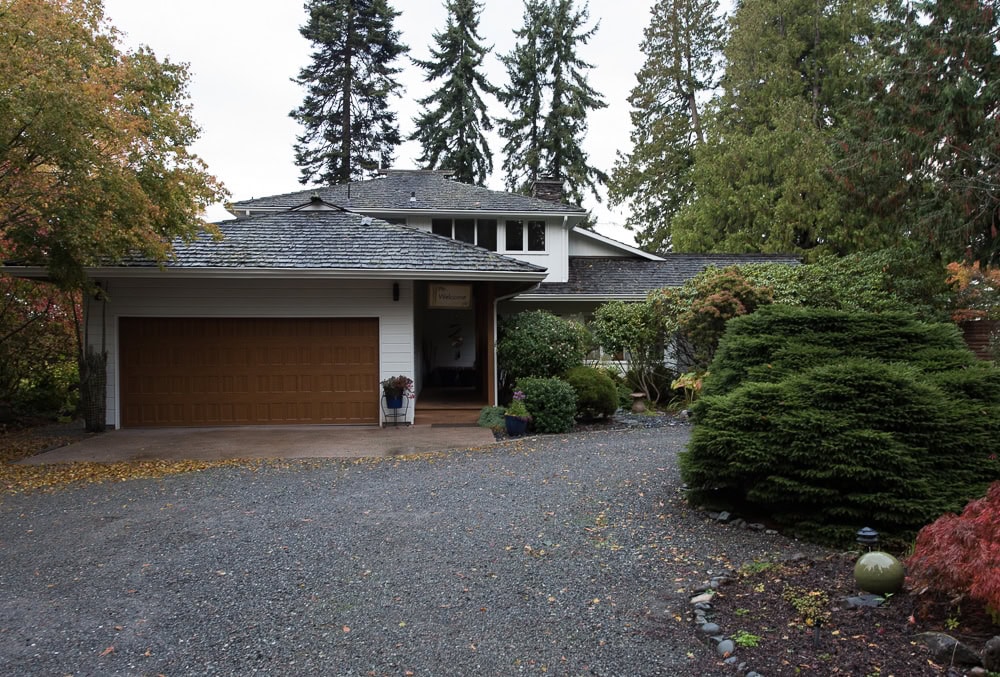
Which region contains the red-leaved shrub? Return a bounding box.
[906,481,1000,616]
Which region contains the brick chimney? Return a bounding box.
[531,177,566,203]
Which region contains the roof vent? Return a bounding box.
[409,191,417,204]
[361,216,372,226]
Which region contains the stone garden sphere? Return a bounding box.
[853,551,905,595]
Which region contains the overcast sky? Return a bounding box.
[101,0,662,245]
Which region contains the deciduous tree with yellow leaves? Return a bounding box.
[0,0,226,288]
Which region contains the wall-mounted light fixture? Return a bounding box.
[392,282,400,302]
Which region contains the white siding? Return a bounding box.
[88,277,415,427]
[569,232,636,257]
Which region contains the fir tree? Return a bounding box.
[541,0,608,205]
[291,0,408,185]
[499,0,607,204]
[498,0,550,193]
[409,0,497,185]
[607,0,724,253]
[837,0,1000,266]
[670,0,889,259]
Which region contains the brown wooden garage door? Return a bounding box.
[119,317,379,427]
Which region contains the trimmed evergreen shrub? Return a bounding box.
[681,305,1000,546]
[907,482,1000,618]
[564,366,618,420]
[703,306,974,397]
[498,311,586,384]
[516,377,577,434]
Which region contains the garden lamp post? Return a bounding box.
[856,527,879,551]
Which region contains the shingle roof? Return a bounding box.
[230,170,588,215]
[529,255,802,297]
[119,210,547,275]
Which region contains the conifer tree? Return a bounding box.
[607,0,724,253]
[291,0,408,185]
[410,0,497,185]
[837,0,1000,266]
[670,0,888,258]
[499,0,607,203]
[498,0,550,193]
[541,0,608,204]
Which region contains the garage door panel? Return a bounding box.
[120,318,379,427]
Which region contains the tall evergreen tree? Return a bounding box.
[669,0,888,259]
[291,0,408,185]
[837,0,1000,266]
[409,0,497,185]
[499,0,607,204]
[607,0,724,253]
[498,0,550,193]
[542,0,608,204]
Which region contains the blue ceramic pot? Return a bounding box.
[505,415,529,436]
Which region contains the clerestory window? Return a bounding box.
[504,220,546,252]
[432,218,497,251]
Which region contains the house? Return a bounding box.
[8,169,798,428]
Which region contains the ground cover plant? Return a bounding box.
[681,305,1000,546]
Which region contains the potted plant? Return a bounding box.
[381,375,414,409]
[504,390,532,436]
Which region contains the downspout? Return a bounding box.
[493,284,542,406]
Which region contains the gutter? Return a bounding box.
[493,283,541,405]
[5,265,548,283]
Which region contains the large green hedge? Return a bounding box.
[680,305,1000,546]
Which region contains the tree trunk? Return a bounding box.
[79,347,106,433]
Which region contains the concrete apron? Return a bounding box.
[18,425,499,465]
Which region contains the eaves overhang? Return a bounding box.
[64,266,550,282]
[511,292,650,302]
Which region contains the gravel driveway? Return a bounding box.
[0,425,821,676]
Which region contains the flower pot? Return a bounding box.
[505,415,530,437]
[385,394,404,409]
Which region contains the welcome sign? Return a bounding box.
[428,284,472,309]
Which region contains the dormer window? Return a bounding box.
[505,220,546,252]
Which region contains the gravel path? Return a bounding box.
[0,426,823,676]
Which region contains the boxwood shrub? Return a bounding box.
[564,366,618,420]
[680,305,1000,546]
[516,377,577,434]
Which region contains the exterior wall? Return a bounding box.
[87,277,415,427]
[568,234,637,257]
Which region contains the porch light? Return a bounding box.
[392,282,399,301]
